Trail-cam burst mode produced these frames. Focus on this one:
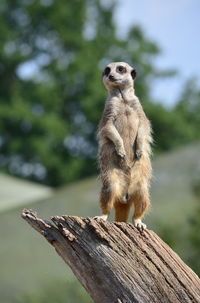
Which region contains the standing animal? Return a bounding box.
[95,62,152,230]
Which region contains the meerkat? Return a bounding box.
[95,62,152,230]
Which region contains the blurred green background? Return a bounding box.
[0,0,200,302]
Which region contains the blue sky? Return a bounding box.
[115,0,200,107]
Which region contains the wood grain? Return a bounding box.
[22,209,200,303]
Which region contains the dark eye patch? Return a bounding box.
[117,66,126,73]
[131,69,137,79]
[103,67,111,76]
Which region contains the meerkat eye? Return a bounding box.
[117,66,126,73]
[103,67,111,76]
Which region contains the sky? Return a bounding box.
[115,0,200,107]
[18,0,200,108]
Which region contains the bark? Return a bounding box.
[21,209,200,303]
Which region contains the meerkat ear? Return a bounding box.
[131,69,137,80]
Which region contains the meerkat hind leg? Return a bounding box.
[133,218,146,230]
[131,190,150,230]
[94,214,108,221]
[94,184,115,221]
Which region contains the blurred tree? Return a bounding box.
[0,0,116,185]
[187,178,200,276]
[0,0,198,186]
[175,78,200,141]
[144,101,196,152]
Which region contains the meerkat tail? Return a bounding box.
[114,200,131,222]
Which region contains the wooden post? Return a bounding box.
[21,209,200,303]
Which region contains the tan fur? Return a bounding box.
[96,62,152,228]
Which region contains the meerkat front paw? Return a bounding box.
[133,218,146,230]
[116,145,126,158]
[135,150,142,160]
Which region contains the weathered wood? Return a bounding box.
[21,209,200,303]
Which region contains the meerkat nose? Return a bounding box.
[109,75,115,81]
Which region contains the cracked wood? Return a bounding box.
[22,209,200,303]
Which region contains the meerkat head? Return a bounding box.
[102,62,136,91]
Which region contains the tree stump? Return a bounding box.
[21,209,200,303]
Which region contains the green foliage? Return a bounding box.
[175,78,200,140]
[0,0,199,186]
[15,279,93,303]
[188,205,200,276]
[157,224,177,248]
[144,101,196,152]
[187,179,200,275]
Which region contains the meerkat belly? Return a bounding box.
[114,106,139,160]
